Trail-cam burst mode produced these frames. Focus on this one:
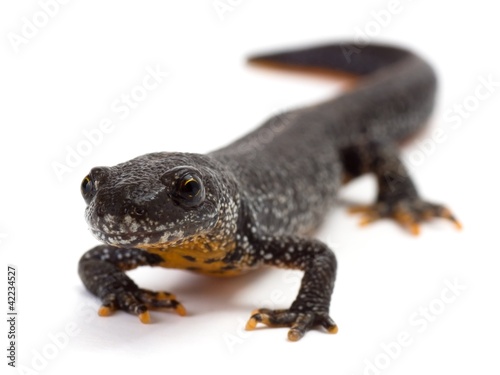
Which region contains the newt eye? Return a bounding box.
[175,174,205,207]
[81,175,96,203]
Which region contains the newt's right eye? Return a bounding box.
[81,175,96,203]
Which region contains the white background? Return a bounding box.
[1,1,499,374]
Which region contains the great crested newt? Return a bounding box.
[78,42,460,341]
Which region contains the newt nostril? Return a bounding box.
[134,207,146,216]
[96,205,106,217]
[124,204,146,217]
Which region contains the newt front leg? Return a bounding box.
[244,236,338,341]
[78,245,186,323]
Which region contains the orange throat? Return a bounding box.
[136,236,245,276]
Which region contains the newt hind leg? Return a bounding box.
[341,142,461,235]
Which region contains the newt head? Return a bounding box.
[81,152,238,248]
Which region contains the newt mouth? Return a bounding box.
[90,227,166,247]
[89,226,188,248]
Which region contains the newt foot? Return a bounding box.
[245,308,337,341]
[350,199,462,235]
[98,288,186,323]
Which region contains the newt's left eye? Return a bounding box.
[174,174,205,207]
[181,177,201,196]
[81,175,96,204]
